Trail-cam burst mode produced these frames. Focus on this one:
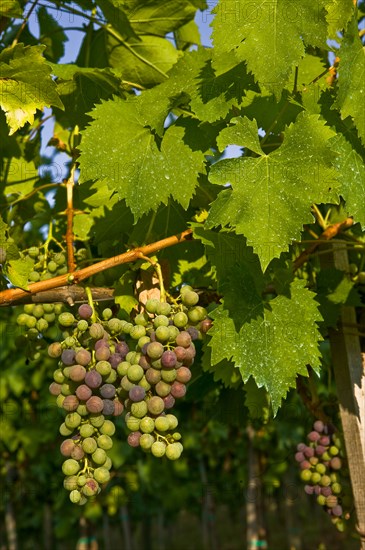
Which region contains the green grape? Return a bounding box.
[151,441,166,457]
[140,433,155,450]
[48,260,58,273]
[130,325,146,340]
[54,252,66,265]
[28,246,40,258]
[77,475,87,487]
[59,422,73,436]
[70,490,82,503]
[166,414,178,430]
[32,305,44,318]
[332,482,342,494]
[330,446,339,456]
[311,472,321,484]
[103,456,112,470]
[317,495,326,506]
[172,432,181,441]
[126,351,140,364]
[134,313,149,326]
[62,459,80,476]
[117,361,130,377]
[102,308,113,320]
[138,376,151,391]
[127,364,144,383]
[137,336,150,349]
[155,326,170,342]
[64,476,78,491]
[161,369,177,383]
[94,467,111,484]
[156,302,171,316]
[82,479,99,497]
[166,442,182,460]
[320,475,331,487]
[180,285,193,294]
[80,424,94,438]
[187,306,207,324]
[153,315,169,328]
[59,312,75,327]
[90,414,105,428]
[173,312,188,328]
[131,401,148,418]
[154,416,170,432]
[96,361,111,376]
[300,469,312,482]
[107,318,123,334]
[29,271,40,282]
[92,448,107,465]
[77,320,89,332]
[17,313,29,326]
[126,415,140,431]
[139,417,155,434]
[104,369,117,384]
[315,463,326,474]
[145,298,159,313]
[25,316,37,328]
[56,394,65,408]
[65,412,82,429]
[167,325,180,341]
[82,437,98,454]
[181,291,199,307]
[36,318,48,332]
[97,434,113,450]
[44,313,56,323]
[100,420,116,436]
[23,304,35,314]
[147,396,164,415]
[27,328,39,340]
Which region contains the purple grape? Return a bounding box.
[170,381,186,398]
[113,400,124,416]
[330,457,342,470]
[78,304,93,319]
[63,395,79,412]
[49,382,62,396]
[187,327,199,340]
[161,350,177,369]
[297,443,306,452]
[313,420,325,433]
[321,486,332,497]
[200,318,213,333]
[115,341,129,357]
[109,353,122,369]
[315,445,326,456]
[75,349,91,366]
[332,505,343,517]
[176,366,191,383]
[94,339,109,351]
[86,396,104,413]
[60,439,75,457]
[174,346,186,361]
[295,452,305,462]
[145,368,161,384]
[175,331,191,348]
[319,436,330,446]
[304,485,314,495]
[85,370,102,389]
[95,346,111,361]
[61,349,76,365]
[184,345,196,361]
[100,384,116,399]
[69,365,86,382]
[307,431,321,441]
[71,445,85,460]
[163,394,175,409]
[314,485,322,495]
[129,386,146,402]
[76,384,92,401]
[304,446,314,458]
[299,460,311,470]
[127,431,141,447]
[139,355,150,370]
[103,399,115,415]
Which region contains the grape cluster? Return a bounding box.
[48,287,212,504]
[296,420,351,531]
[16,247,67,353]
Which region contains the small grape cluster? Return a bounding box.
[48,287,211,504]
[16,247,67,353]
[296,420,351,531]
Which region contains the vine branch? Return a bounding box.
[0,229,193,306]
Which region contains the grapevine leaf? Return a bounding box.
[96,0,136,39]
[174,19,201,49]
[0,44,63,135]
[0,0,23,17]
[3,157,39,195]
[108,34,179,87]
[207,305,238,365]
[316,268,361,327]
[326,0,354,38]
[234,280,323,415]
[37,6,67,62]
[5,256,34,289]
[207,112,338,270]
[217,116,263,155]
[79,98,205,219]
[335,16,365,145]
[243,377,270,420]
[201,336,240,387]
[330,134,365,227]
[124,0,197,35]
[211,0,328,97]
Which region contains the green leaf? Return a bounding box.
[0,44,63,135]
[174,19,201,49]
[330,134,365,227]
[2,157,39,195]
[6,256,34,289]
[217,116,263,155]
[212,0,328,97]
[326,0,354,38]
[124,0,197,35]
[207,112,338,270]
[235,280,323,414]
[0,0,23,17]
[108,34,179,87]
[207,305,237,365]
[316,268,361,327]
[79,97,206,219]
[243,377,270,419]
[97,0,136,39]
[37,6,67,62]
[335,16,365,146]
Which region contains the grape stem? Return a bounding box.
[136,253,166,303]
[0,229,193,305]
[85,286,97,323]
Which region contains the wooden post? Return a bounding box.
[328,243,365,549]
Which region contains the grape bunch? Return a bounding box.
[48,286,212,504]
[296,420,351,531]
[16,247,67,355]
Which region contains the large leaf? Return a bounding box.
[123,0,197,35]
[330,134,365,227]
[0,0,23,17]
[79,97,206,219]
[208,280,323,414]
[37,6,67,62]
[207,112,338,270]
[0,44,63,135]
[325,0,354,38]
[335,16,365,145]
[211,0,328,97]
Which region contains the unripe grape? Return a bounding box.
[181,291,199,307]
[127,431,141,447]
[90,414,105,427]
[65,412,81,429]
[154,416,170,432]
[145,299,159,313]
[166,443,182,460]
[92,448,107,465]
[89,323,105,339]
[127,364,144,383]
[175,331,191,348]
[59,312,75,327]
[97,434,113,450]
[155,381,171,397]
[161,368,177,383]
[151,441,166,457]
[82,478,99,497]
[78,304,93,319]
[100,420,115,436]
[80,424,94,438]
[71,445,85,461]
[70,490,82,503]
[86,396,104,413]
[63,395,79,412]
[62,459,80,476]
[95,346,111,361]
[60,439,75,457]
[155,326,170,342]
[173,312,188,328]
[64,476,78,491]
[94,467,111,484]
[139,417,155,433]
[140,433,155,450]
